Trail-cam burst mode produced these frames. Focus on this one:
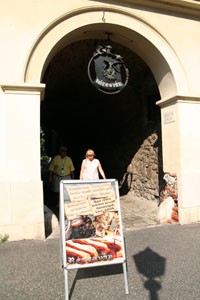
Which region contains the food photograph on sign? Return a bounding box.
[63,181,125,269]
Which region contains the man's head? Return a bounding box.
[59,146,67,157]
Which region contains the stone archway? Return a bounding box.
[24,7,188,98]
[24,8,188,174]
[24,8,190,227]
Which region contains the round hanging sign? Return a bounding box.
[88,45,129,95]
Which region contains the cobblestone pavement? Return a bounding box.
[120,193,159,231]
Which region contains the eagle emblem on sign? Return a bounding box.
[88,45,129,94]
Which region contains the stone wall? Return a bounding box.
[120,128,163,202]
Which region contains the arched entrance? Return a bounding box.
[25,8,187,96]
[41,39,161,176]
[25,8,188,229]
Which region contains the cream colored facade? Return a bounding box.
[0,0,200,240]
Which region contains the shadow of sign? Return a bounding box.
[133,247,166,300]
[69,264,123,299]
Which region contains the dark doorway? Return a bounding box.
[41,39,161,210]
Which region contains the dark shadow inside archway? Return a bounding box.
[41,39,162,213]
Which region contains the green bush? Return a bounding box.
[40,128,50,162]
[0,233,9,243]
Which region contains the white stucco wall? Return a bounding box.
[0,84,45,240]
[0,1,199,95]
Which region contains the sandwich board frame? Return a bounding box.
[59,179,129,300]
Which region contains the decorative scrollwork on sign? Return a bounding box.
[88,44,129,94]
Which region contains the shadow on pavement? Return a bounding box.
[69,264,123,299]
[133,247,166,300]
